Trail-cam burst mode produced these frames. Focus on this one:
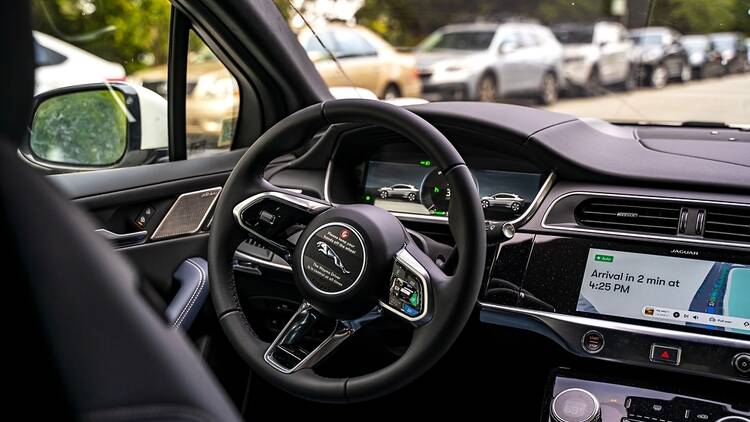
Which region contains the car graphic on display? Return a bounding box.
[480,193,525,212]
[376,184,420,201]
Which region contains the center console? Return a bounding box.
[544,370,750,422]
[480,234,750,384]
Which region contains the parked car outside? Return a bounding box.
[377,184,419,202]
[33,31,126,95]
[629,27,691,88]
[129,47,239,152]
[480,193,525,212]
[299,25,421,99]
[552,21,634,95]
[709,32,749,74]
[415,21,565,104]
[679,35,724,79]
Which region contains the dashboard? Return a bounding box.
[256,102,750,416]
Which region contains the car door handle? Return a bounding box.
[95,228,148,248]
[166,258,209,330]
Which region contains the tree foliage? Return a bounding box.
[31,0,171,73]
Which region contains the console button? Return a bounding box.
[731,352,750,376]
[650,344,681,365]
[581,330,605,354]
[550,388,601,422]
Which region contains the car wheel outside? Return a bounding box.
[679,61,692,83]
[481,200,490,209]
[380,191,388,199]
[583,66,603,96]
[539,72,558,104]
[650,64,668,88]
[383,83,401,100]
[477,73,498,102]
[407,193,416,202]
[620,66,636,91]
[511,202,521,212]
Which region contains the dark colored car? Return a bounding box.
[709,32,749,74]
[630,27,691,88]
[680,34,724,79]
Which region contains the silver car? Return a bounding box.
[552,21,634,95]
[377,184,419,202]
[481,193,525,212]
[416,21,565,104]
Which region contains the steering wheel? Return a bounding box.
[208,99,486,403]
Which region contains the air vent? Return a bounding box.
[703,207,750,242]
[575,198,681,235]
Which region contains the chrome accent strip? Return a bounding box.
[478,302,750,348]
[264,302,381,373]
[379,248,430,322]
[234,251,292,272]
[151,187,221,240]
[298,222,367,296]
[541,191,750,249]
[95,228,148,247]
[507,172,557,228]
[232,191,329,233]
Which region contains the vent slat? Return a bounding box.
[575,198,680,235]
[704,207,750,242]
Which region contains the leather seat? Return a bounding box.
[1,2,242,420]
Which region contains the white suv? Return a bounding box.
[553,21,634,95]
[416,21,565,104]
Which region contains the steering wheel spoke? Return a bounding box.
[232,191,330,262]
[264,302,381,373]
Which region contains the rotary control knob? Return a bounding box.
[550,388,602,422]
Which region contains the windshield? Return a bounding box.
[631,34,662,46]
[276,0,749,129]
[681,37,708,51]
[553,26,594,44]
[712,36,737,51]
[418,31,495,52]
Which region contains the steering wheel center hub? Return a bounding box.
[299,222,367,295]
[292,205,407,319]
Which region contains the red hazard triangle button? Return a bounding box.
[651,344,681,365]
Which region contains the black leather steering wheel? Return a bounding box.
[208,99,486,403]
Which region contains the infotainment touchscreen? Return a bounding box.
[362,160,540,219]
[577,248,750,336]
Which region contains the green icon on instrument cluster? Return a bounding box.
[409,292,419,307]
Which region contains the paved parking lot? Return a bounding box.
[545,74,750,127]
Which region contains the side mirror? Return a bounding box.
[20,83,168,173]
[499,41,518,54]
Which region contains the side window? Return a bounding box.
[27,1,240,172]
[184,31,240,159]
[331,30,377,58]
[28,0,170,172]
[33,40,67,67]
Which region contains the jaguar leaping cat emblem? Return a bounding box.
[316,241,350,274]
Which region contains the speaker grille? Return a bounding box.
[152,187,221,240]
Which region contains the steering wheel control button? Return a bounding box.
[299,223,367,295]
[550,388,601,422]
[731,352,750,376]
[387,260,425,320]
[581,330,605,354]
[650,344,681,366]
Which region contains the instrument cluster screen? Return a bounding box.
[362,160,541,219]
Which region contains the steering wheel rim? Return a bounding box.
[208,99,486,403]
